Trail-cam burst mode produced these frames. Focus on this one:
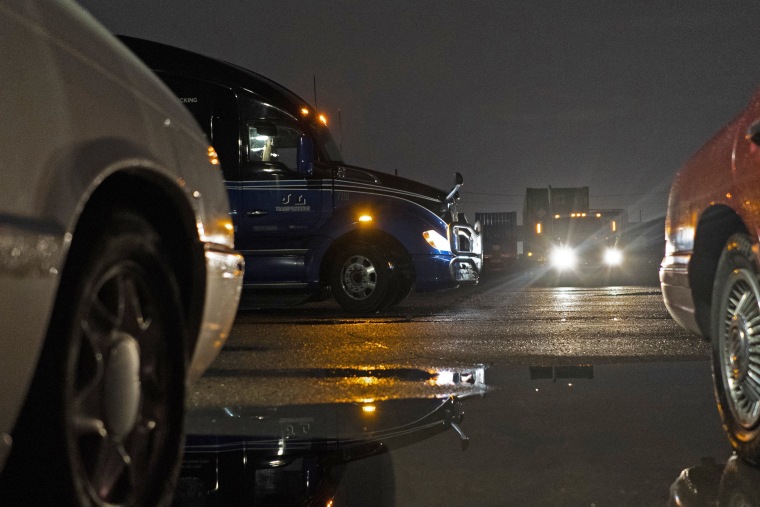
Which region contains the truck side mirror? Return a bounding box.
[297,135,314,176]
[455,172,464,185]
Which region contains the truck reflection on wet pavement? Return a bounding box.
[174,367,485,506]
[177,361,740,506]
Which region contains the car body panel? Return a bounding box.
[661,88,760,336]
[0,0,242,472]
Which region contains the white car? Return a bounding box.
[0,0,243,505]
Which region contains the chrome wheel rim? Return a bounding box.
[720,268,760,430]
[341,254,377,300]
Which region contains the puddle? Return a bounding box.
[177,360,743,506]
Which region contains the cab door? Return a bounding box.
[237,119,328,285]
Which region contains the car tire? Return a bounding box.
[710,233,760,464]
[330,243,395,314]
[0,210,186,506]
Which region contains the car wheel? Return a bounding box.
[711,233,760,464]
[331,243,395,314]
[0,211,186,506]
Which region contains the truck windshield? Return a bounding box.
[552,217,619,245]
[239,96,343,163]
[314,122,343,163]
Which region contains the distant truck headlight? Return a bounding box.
[604,247,623,266]
[550,245,577,271]
[423,230,451,252]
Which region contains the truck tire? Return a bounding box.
[331,243,395,314]
[710,233,760,464]
[0,211,185,506]
[388,273,413,307]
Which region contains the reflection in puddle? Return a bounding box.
[529,364,594,381]
[175,366,486,506]
[177,361,760,505]
[669,455,760,506]
[192,365,488,408]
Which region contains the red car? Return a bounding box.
[661,87,760,463]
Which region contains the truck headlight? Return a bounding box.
[603,247,623,266]
[423,230,451,252]
[550,245,576,271]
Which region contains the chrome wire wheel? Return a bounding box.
[718,268,760,430]
[340,254,378,300]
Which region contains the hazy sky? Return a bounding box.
[78,0,760,222]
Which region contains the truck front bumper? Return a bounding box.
[411,221,483,292]
[451,256,480,283]
[411,253,481,291]
[187,244,244,384]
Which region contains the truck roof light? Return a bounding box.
[318,114,328,125]
[358,214,372,222]
[300,107,310,116]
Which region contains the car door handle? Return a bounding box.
[246,210,268,217]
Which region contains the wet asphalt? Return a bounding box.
[183,271,748,506]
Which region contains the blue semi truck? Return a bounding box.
[122,37,482,313]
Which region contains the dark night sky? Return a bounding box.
[79,0,760,223]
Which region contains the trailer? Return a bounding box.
[474,212,517,271]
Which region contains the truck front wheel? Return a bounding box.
[331,243,395,314]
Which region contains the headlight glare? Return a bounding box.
[423,230,451,252]
[550,246,577,271]
[604,248,623,266]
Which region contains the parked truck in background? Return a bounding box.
[474,212,518,271]
[541,211,626,281]
[122,37,482,313]
[523,186,626,283]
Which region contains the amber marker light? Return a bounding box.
[358,214,373,222]
[318,113,328,125]
[207,146,220,165]
[361,404,377,414]
[300,107,310,116]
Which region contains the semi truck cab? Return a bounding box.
[122,37,482,313]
